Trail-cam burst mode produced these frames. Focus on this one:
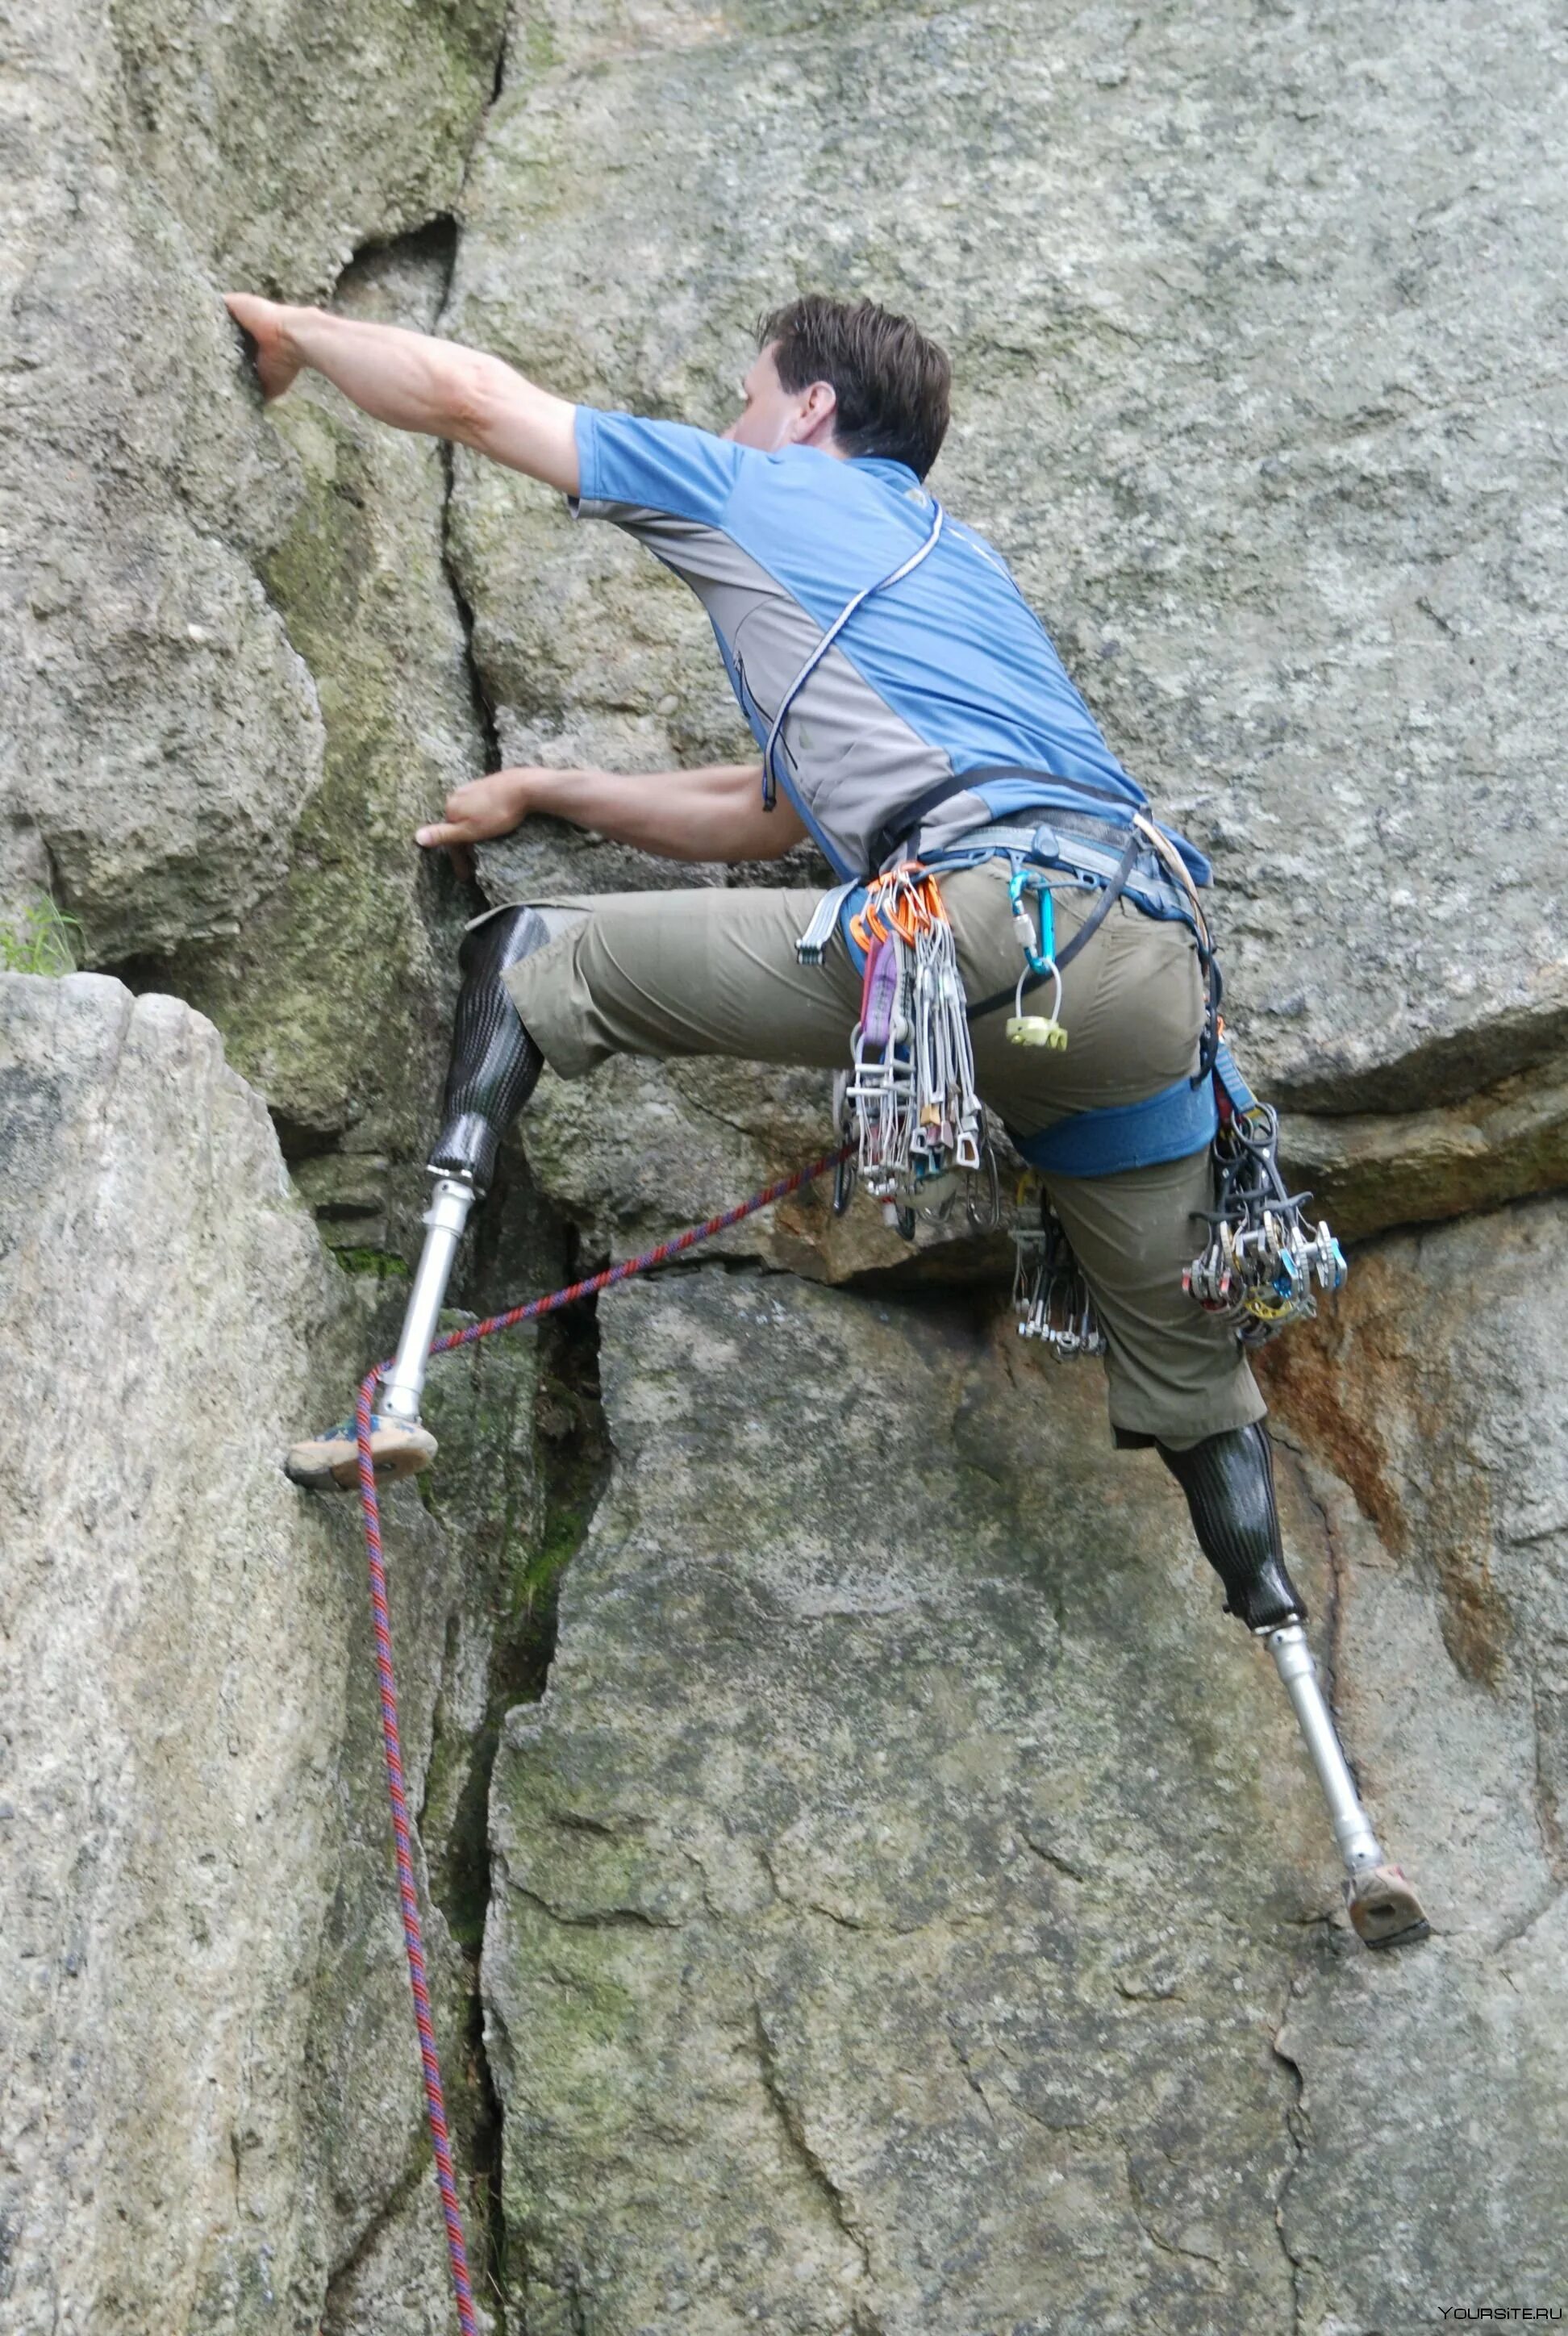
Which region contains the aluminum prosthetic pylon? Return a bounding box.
[286,905,550,1489]
[1263,1622,1428,1947]
[378,904,550,1429]
[1160,1424,1430,1950]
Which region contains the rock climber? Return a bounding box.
[227,287,1426,1946]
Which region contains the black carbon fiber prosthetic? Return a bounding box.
[1157,1421,1307,1631]
[428,907,548,1193]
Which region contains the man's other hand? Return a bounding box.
[416,769,534,880]
[224,294,304,401]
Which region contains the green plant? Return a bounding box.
[331,1245,412,1279]
[0,898,80,976]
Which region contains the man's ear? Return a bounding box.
[794,378,839,444]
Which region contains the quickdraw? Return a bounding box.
[1011,1193,1107,1358]
[838,866,987,1228]
[1183,1049,1347,1346]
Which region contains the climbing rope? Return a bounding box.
[352,1148,844,2334]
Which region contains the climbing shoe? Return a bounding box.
[286,1413,437,1492]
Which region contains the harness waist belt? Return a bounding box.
[869,763,1147,871]
[1011,1072,1220,1179]
[948,819,1199,926]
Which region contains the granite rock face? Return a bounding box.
[0,0,503,966]
[0,972,532,2332]
[5,0,1568,2330]
[1257,1195,1568,2331]
[487,1252,1568,2333]
[163,227,488,1198]
[487,1270,1315,2334]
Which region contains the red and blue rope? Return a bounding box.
[354,1149,843,2333]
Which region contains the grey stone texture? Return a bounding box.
[3,0,1568,2328]
[485,1245,1568,2334]
[162,227,489,1192]
[0,0,502,966]
[0,975,415,2328]
[1257,1194,1568,2332]
[487,1268,1317,2334]
[0,971,557,2331]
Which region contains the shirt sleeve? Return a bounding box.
[572,409,744,527]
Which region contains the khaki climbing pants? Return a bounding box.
[501,860,1265,1449]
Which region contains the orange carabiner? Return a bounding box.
[848,862,950,954]
[848,892,891,953]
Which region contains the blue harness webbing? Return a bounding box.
[1011,1072,1217,1178]
[1010,1042,1256,1178]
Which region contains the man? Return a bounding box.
[229,286,1431,1947]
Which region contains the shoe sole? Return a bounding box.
[1347,1863,1432,1950]
[286,1423,437,1491]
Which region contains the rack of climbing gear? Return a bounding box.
[1011,1191,1107,1358]
[348,1149,845,2336]
[1183,1060,1346,1347]
[811,803,1350,1341]
[837,866,990,1230]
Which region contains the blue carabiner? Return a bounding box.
[1007,866,1057,977]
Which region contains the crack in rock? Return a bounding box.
[750,2000,876,2301]
[321,2154,429,2321]
[506,1879,679,1931]
[1121,2146,1225,2276]
[1270,1996,1312,2336]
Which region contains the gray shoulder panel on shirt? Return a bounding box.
[575,500,951,874]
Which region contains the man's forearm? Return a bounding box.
[267,307,580,491]
[523,764,807,861]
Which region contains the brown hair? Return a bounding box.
[757,294,951,479]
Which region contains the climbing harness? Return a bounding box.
[349,1149,844,2336]
[1011,1194,1107,1358]
[1182,1049,1347,1346]
[805,795,1349,1344]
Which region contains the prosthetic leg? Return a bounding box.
[1160,1423,1431,1950]
[287,907,552,1490]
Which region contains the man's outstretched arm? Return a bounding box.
[417,764,809,871]
[223,294,579,494]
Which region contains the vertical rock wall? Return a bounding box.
[0,975,453,2329]
[1259,1199,1568,2330]
[2,0,1567,2330]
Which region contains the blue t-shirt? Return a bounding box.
[572,407,1153,880]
